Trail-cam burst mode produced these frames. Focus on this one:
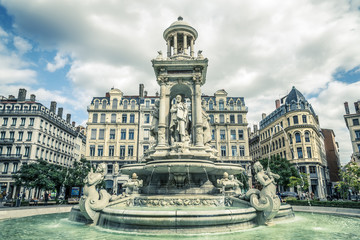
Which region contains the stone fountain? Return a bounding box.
[70,17,294,233]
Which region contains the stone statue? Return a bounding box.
[114,163,119,176]
[197,50,204,60]
[123,173,143,194]
[169,95,189,144]
[156,50,163,60]
[244,161,281,225]
[217,172,242,194]
[202,102,212,146]
[150,100,160,145]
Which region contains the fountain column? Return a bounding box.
[157,79,167,146]
[194,79,203,146]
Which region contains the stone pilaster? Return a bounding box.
[194,80,203,146]
[158,79,168,146]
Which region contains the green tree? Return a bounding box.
[288,173,309,192]
[336,162,360,199]
[259,155,300,190]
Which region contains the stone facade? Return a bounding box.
[344,101,360,164]
[0,89,86,199]
[258,86,329,199]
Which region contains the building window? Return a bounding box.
[107,164,113,174]
[295,132,301,143]
[90,145,95,156]
[100,114,106,123]
[129,129,134,140]
[11,118,17,126]
[27,132,32,141]
[309,166,316,174]
[128,146,134,156]
[353,119,359,126]
[98,145,103,156]
[102,101,107,109]
[237,115,242,124]
[3,163,9,174]
[282,137,285,147]
[29,118,34,126]
[93,114,98,123]
[120,146,125,158]
[307,147,312,158]
[220,114,225,123]
[112,99,118,109]
[110,129,115,139]
[357,144,360,152]
[297,147,303,158]
[220,129,226,140]
[209,101,214,110]
[12,163,18,173]
[305,132,310,142]
[288,134,292,144]
[121,129,126,140]
[299,166,306,173]
[293,116,298,124]
[230,115,235,123]
[111,114,116,123]
[94,100,99,109]
[219,100,224,110]
[99,129,105,140]
[355,130,360,140]
[130,114,135,123]
[211,129,215,140]
[0,131,5,140]
[143,145,149,153]
[302,115,307,123]
[209,115,214,124]
[230,130,236,140]
[109,146,114,156]
[221,146,226,156]
[6,146,11,155]
[145,100,150,108]
[20,118,26,126]
[123,100,128,109]
[144,114,150,124]
[238,130,244,140]
[91,129,97,140]
[131,101,136,110]
[122,114,127,123]
[239,145,245,156]
[287,118,290,126]
[16,146,21,156]
[2,118,8,126]
[231,146,237,156]
[144,129,149,140]
[24,146,30,157]
[9,131,14,140]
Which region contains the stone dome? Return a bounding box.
[163,16,198,41]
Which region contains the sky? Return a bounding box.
[0,0,359,165]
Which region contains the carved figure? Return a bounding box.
[245,161,281,225]
[114,163,119,176]
[156,50,163,60]
[201,102,212,146]
[169,95,189,144]
[217,172,242,194]
[123,173,143,194]
[150,100,160,145]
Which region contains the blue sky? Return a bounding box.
[0,0,360,165]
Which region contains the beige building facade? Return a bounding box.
[258,87,329,199]
[344,101,360,164]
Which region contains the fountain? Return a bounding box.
[69,17,294,233]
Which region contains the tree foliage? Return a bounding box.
[288,173,309,191]
[336,162,360,199]
[259,155,300,188]
[63,158,93,189]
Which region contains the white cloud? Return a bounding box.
[46,52,69,72]
[1,0,360,164]
[13,36,32,54]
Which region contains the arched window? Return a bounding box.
[219,100,224,110]
[94,100,99,109]
[295,132,301,143]
[236,100,241,110]
[288,134,292,144]
[102,100,107,109]
[209,100,214,110]
[112,99,118,109]
[305,131,310,142]
[229,101,234,110]
[275,140,278,149]
[131,100,136,110]
[209,115,214,124]
[123,100,128,109]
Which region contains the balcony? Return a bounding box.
[0,154,22,161]
[0,138,15,145]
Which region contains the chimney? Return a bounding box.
[139,84,144,97]
[66,114,71,123]
[275,99,280,109]
[8,95,15,100]
[72,121,75,127]
[58,107,63,118]
[144,91,148,97]
[50,101,57,113]
[344,102,350,114]
[18,88,27,101]
[30,94,36,102]
[355,101,360,114]
[155,91,159,97]
[105,92,110,98]
[262,113,266,120]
